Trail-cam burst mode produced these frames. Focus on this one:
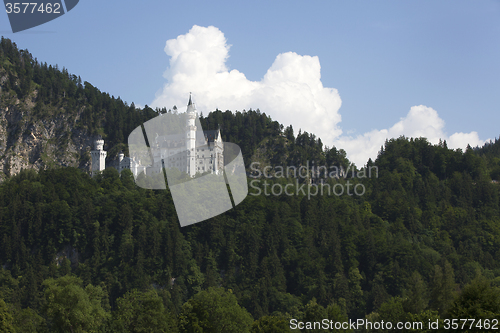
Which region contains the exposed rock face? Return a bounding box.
[0,83,94,181]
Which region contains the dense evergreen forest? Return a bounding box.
[1,37,500,332]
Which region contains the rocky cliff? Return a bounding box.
[0,37,159,182]
[0,68,94,181]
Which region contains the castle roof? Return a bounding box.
[202,129,221,143]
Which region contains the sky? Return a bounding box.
[1,0,499,165]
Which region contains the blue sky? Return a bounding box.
[1,0,499,165]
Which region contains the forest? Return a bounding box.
[1,37,500,332]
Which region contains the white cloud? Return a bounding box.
[152,25,342,142]
[152,25,486,167]
[447,131,484,150]
[334,105,486,166]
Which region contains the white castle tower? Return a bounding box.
[186,93,197,176]
[91,139,106,176]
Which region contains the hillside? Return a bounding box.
[0,37,158,181]
[0,37,500,332]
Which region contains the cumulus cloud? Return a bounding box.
[334,105,486,166]
[152,25,342,142]
[152,25,486,167]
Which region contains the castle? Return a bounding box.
[91,95,224,178]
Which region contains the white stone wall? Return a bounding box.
[91,140,106,177]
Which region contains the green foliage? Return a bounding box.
[12,307,45,333]
[250,315,292,333]
[0,299,16,333]
[430,260,457,316]
[403,271,428,314]
[111,289,177,333]
[303,298,328,332]
[447,275,500,332]
[0,269,18,305]
[178,287,253,333]
[43,275,108,333]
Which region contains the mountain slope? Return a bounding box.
[1,37,500,332]
[0,37,158,181]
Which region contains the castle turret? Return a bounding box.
[91,139,106,177]
[186,93,197,176]
[95,139,104,151]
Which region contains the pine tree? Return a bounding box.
[0,299,16,333]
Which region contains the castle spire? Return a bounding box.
[187,93,196,114]
[186,92,197,176]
